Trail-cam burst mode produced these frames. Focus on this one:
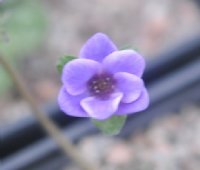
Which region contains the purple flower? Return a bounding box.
[58,33,149,120]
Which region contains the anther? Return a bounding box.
[95,90,100,93]
[87,73,116,98]
[92,81,97,84]
[94,86,98,89]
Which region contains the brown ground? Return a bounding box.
[1,1,200,169]
[67,105,200,170]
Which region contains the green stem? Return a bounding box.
[0,55,97,170]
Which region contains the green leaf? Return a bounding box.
[0,68,12,95]
[0,0,47,94]
[57,55,76,74]
[120,45,139,52]
[0,0,47,59]
[92,115,127,135]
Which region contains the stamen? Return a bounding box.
[87,73,116,98]
[94,86,98,89]
[92,81,97,84]
[95,90,100,93]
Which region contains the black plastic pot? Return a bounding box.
[1,36,200,170]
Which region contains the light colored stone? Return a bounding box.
[106,142,132,165]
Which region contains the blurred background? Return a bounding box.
[0,0,200,170]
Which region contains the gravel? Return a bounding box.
[64,104,200,170]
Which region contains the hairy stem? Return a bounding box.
[0,55,97,170]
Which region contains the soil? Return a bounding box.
[67,105,200,170]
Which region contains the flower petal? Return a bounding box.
[58,87,88,117]
[80,92,123,120]
[103,50,145,77]
[114,72,144,103]
[79,33,117,62]
[62,59,101,95]
[116,89,149,115]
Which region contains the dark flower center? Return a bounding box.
[87,73,116,98]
